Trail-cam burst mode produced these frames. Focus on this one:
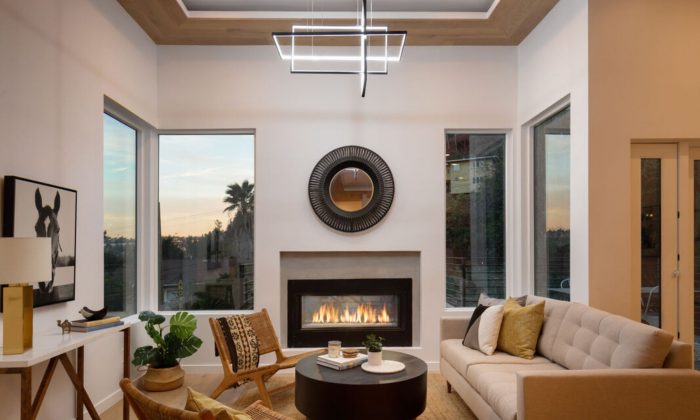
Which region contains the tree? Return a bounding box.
[223,180,254,262]
[223,180,254,217]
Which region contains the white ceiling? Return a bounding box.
[182,0,496,13]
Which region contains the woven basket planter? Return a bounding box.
[142,364,185,392]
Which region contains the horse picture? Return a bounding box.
[2,176,77,307]
[34,188,61,294]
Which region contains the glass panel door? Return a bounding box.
[631,144,678,336]
[691,148,700,370]
[639,158,662,327]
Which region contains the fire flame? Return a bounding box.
[311,303,392,324]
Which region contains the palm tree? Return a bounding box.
[223,180,254,216]
[223,180,254,261]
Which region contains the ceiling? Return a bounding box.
[118,0,558,46]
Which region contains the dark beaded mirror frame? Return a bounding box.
[308,146,394,233]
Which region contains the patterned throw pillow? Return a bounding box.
[462,304,505,355]
[496,298,545,359]
[185,387,252,420]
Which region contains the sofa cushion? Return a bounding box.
[441,339,552,376]
[550,302,674,369]
[465,362,566,420]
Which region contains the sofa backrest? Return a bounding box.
[527,295,571,361]
[527,297,674,370]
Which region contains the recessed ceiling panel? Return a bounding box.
[118,0,559,46]
[183,0,496,13]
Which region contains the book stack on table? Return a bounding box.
[317,353,368,370]
[71,316,123,333]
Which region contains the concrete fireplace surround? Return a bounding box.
[279,251,421,347]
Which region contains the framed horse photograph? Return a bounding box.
[2,176,77,308]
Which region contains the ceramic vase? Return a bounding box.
[368,350,383,366]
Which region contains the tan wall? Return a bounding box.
[589,0,700,318]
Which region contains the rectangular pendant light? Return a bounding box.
[272,0,407,97]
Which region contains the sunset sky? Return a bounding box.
[544,133,571,231]
[104,114,254,238]
[159,134,254,237]
[104,113,136,239]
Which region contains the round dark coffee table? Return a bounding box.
[295,350,427,420]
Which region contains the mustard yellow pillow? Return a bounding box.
[496,298,545,359]
[185,387,252,420]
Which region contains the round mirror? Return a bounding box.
[328,167,374,212]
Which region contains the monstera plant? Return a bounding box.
[133,311,203,391]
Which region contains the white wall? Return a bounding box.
[516,0,589,303]
[0,0,157,418]
[156,45,518,368]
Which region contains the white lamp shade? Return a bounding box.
[0,238,53,285]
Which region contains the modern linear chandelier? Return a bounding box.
[272,0,407,97]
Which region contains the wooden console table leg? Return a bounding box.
[77,346,84,420]
[123,327,130,420]
[58,354,100,419]
[32,357,59,418]
[20,367,32,420]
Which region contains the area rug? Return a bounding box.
[230,372,475,419]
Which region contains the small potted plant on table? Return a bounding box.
[362,334,385,366]
[132,311,203,391]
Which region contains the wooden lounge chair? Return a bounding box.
[209,308,325,408]
[120,378,291,420]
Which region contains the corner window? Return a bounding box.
[446,133,506,308]
[533,106,571,301]
[103,113,137,317]
[158,133,255,310]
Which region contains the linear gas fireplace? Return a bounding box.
[287,278,412,348]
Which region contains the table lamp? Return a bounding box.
[0,237,52,355]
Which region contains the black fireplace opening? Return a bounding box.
[288,278,412,348]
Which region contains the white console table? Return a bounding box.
[0,320,135,420]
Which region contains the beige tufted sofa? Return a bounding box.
[440,296,700,420]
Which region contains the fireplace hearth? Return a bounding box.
[288,278,412,347]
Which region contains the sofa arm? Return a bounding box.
[517,369,700,420]
[440,316,469,341]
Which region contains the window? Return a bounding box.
[533,106,571,301]
[103,113,137,317]
[446,133,506,308]
[158,133,255,310]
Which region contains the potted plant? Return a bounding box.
[132,311,203,391]
[362,334,385,366]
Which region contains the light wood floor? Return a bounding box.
[102,371,475,419]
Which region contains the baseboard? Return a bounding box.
[87,372,145,419]
[86,387,123,419]
[182,363,238,374]
[181,363,286,374]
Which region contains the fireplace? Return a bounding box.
[288,278,412,347]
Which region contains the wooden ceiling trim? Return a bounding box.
[117,0,558,46]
